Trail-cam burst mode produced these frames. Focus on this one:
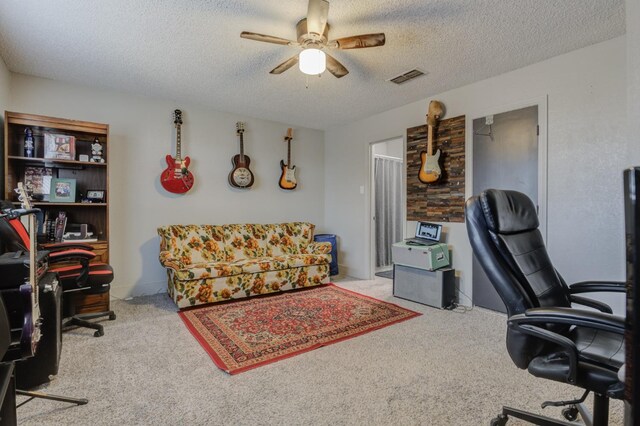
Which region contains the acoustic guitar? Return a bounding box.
[161,109,195,194]
[229,122,254,188]
[418,100,445,184]
[279,128,297,190]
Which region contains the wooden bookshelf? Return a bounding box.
[3,111,110,261]
[5,112,111,315]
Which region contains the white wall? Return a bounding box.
[325,37,628,312]
[9,74,326,298]
[0,56,9,113]
[628,0,640,162]
[372,138,403,160]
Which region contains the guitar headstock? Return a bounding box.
[285,128,293,142]
[236,122,245,135]
[174,109,183,127]
[426,100,445,127]
[16,182,33,210]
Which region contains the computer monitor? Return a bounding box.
[624,167,640,425]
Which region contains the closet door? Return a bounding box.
[472,106,538,313]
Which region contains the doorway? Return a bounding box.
[472,105,540,313]
[371,138,404,277]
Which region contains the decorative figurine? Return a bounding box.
[24,128,35,158]
[91,138,105,163]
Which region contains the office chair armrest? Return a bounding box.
[570,295,613,314]
[569,281,626,294]
[43,242,95,252]
[512,322,579,384]
[48,249,96,263]
[511,307,624,334]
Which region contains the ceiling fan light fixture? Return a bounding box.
[299,48,326,75]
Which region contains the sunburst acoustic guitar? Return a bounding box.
[161,109,195,194]
[279,128,297,190]
[229,122,255,188]
[418,100,445,184]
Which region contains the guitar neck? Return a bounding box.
[176,125,182,161]
[285,128,293,165]
[427,125,434,155]
[239,133,245,161]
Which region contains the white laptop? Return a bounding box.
[406,222,442,246]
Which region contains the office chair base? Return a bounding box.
[16,389,88,408]
[491,393,609,426]
[63,310,116,337]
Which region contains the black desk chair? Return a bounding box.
[465,189,625,426]
[0,203,115,337]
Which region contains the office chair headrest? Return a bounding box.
[480,189,539,234]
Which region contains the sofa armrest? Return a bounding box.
[159,251,186,270]
[306,241,332,255]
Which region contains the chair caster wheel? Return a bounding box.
[109,313,116,321]
[94,330,104,337]
[562,406,579,421]
[490,414,508,426]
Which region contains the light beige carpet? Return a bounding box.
[17,276,623,425]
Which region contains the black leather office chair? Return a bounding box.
[465,189,625,426]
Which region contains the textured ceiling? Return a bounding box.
[0,0,625,129]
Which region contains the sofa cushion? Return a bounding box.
[158,225,226,265]
[231,256,290,274]
[286,254,332,268]
[224,224,271,262]
[173,262,242,281]
[265,223,315,256]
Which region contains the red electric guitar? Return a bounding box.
[161,109,194,194]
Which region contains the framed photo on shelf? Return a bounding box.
[85,189,105,203]
[50,178,76,203]
[24,166,53,201]
[44,133,76,160]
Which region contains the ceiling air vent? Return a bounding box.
[388,69,426,85]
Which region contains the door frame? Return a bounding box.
[466,95,549,300]
[368,136,406,279]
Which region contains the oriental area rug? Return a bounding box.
[179,284,421,374]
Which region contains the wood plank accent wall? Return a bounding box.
[406,115,466,222]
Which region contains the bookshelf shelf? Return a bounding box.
[7,156,107,167]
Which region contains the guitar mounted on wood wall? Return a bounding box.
[229,122,255,188]
[418,100,445,184]
[279,128,297,190]
[161,109,195,194]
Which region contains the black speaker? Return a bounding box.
[15,273,61,389]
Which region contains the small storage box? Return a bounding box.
[391,242,450,271]
[393,264,455,309]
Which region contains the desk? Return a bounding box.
[392,242,455,309]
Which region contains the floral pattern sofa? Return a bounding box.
[157,222,331,308]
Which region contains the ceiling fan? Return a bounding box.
[240,0,385,78]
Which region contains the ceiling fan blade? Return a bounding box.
[325,53,349,78]
[307,0,329,35]
[330,33,386,49]
[270,55,299,74]
[241,31,297,46]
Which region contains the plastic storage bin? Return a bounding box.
[314,233,338,276]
